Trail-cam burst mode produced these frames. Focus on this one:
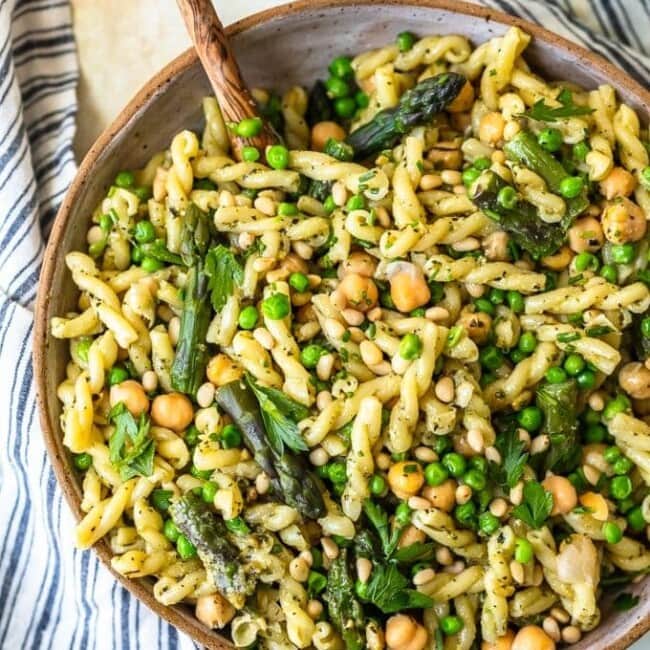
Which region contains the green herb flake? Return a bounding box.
[108,402,155,480]
[512,480,553,529]
[204,245,244,311]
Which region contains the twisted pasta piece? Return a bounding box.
[281,87,310,150]
[416,564,484,601]
[279,577,315,648]
[412,507,485,560]
[607,413,650,485]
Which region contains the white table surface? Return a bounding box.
[70,1,649,647]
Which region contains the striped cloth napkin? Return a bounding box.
[0,1,647,648]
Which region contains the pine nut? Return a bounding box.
[588,392,605,411]
[440,170,462,185]
[289,557,309,582]
[434,377,455,403]
[510,482,524,506]
[465,282,485,297]
[583,463,601,485]
[356,557,372,583]
[425,306,450,322]
[517,428,531,448]
[360,340,383,366]
[532,564,544,586]
[530,434,550,455]
[370,361,392,376]
[316,353,335,381]
[408,496,431,511]
[86,225,103,245]
[341,308,364,326]
[299,550,313,567]
[168,317,181,346]
[414,446,437,463]
[254,196,276,216]
[509,560,525,584]
[306,600,323,619]
[412,568,436,586]
[485,446,501,464]
[456,485,472,504]
[332,182,348,206]
[543,616,561,642]
[489,498,508,517]
[467,429,484,453]
[329,290,347,312]
[293,241,313,260]
[452,237,481,252]
[255,472,270,495]
[196,382,216,408]
[316,390,333,410]
[444,560,465,575]
[562,626,581,644]
[376,452,391,470]
[324,317,346,339]
[253,256,275,272]
[218,190,235,207]
[142,370,158,392]
[348,327,365,343]
[253,327,274,350]
[321,537,339,560]
[436,547,453,566]
[309,447,329,467]
[366,306,382,322]
[238,232,256,249]
[419,174,443,190]
[551,607,570,624]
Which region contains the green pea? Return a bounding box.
[395,502,412,525]
[564,353,585,376]
[611,243,635,264]
[454,501,477,527]
[328,56,353,78]
[300,344,327,368]
[495,185,518,210]
[73,453,92,471]
[604,446,622,464]
[184,425,200,447]
[221,424,242,449]
[410,307,426,317]
[469,457,488,474]
[576,369,596,390]
[518,331,537,354]
[545,366,567,384]
[327,461,347,485]
[133,186,152,202]
[573,141,590,161]
[472,157,489,171]
[559,175,584,198]
[266,144,290,169]
[583,407,601,425]
[141,256,163,272]
[346,194,366,212]
[424,462,449,487]
[568,470,587,491]
[510,349,526,364]
[433,436,453,455]
[134,220,156,244]
[517,406,543,432]
[600,264,618,284]
[574,251,599,272]
[334,97,357,118]
[610,475,632,500]
[163,519,180,543]
[399,333,423,360]
[603,394,631,420]
[488,288,505,305]
[114,170,135,188]
[325,76,351,99]
[201,481,218,504]
[99,213,113,231]
[461,166,481,187]
[369,474,387,496]
[74,338,91,363]
[235,117,263,138]
[538,127,563,152]
[308,570,328,594]
[474,297,495,316]
[618,498,636,514]
[289,272,310,293]
[507,290,524,313]
[131,246,143,264]
[225,516,250,535]
[108,366,129,386]
[277,202,298,217]
[603,521,623,544]
[627,506,646,532]
[613,457,633,475]
[177,534,197,559]
[442,452,466,478]
[323,195,336,214]
[440,615,464,636]
[310,548,323,570]
[463,468,486,491]
[396,31,416,52]
[242,146,260,162]
[262,292,291,319]
[193,176,216,190]
[584,424,606,444]
[479,511,500,535]
[479,345,504,371]
[190,465,212,480]
[514,538,533,563]
[238,305,259,330]
[355,91,370,108]
[150,489,172,512]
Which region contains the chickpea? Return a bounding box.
[447,81,475,113]
[151,393,194,432]
[567,217,605,253]
[479,112,506,145]
[385,615,428,650]
[619,361,650,399]
[512,625,555,650]
[579,491,609,521]
[482,629,515,650]
[388,461,425,499]
[599,167,637,200]
[195,593,235,629]
[109,380,149,416]
[541,245,573,271]
[339,251,378,279]
[422,479,457,512]
[206,354,243,386]
[601,197,647,244]
[389,270,431,313]
[311,121,347,152]
[458,310,492,345]
[338,273,378,311]
[398,525,426,548]
[542,475,577,515]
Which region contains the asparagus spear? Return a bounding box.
[169,492,255,603]
[325,549,366,650]
[345,72,466,160]
[504,130,589,219]
[215,380,326,519]
[470,170,567,258]
[306,80,333,126]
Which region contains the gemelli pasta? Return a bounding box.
[53,25,650,650]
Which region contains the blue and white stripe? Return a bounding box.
[0,0,647,648]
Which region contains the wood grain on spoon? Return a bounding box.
[176,0,278,159]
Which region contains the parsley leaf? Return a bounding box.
[490,428,529,489]
[392,542,436,564]
[522,88,594,122]
[363,500,402,558]
[364,563,433,613]
[512,480,553,529]
[204,245,244,311]
[613,592,640,611]
[245,374,309,453]
[139,240,184,265]
[108,402,155,480]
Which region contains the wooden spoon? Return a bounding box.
[176,0,279,159]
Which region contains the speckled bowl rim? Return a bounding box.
[33,1,650,648]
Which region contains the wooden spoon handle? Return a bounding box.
[176,0,278,158]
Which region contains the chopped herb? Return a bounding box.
[364,562,433,613]
[204,245,244,311]
[108,402,155,480]
[522,89,594,122]
[489,428,529,489]
[613,593,640,611]
[585,325,614,337]
[557,331,581,343]
[512,480,553,529]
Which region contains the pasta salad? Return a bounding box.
[52,25,650,650]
